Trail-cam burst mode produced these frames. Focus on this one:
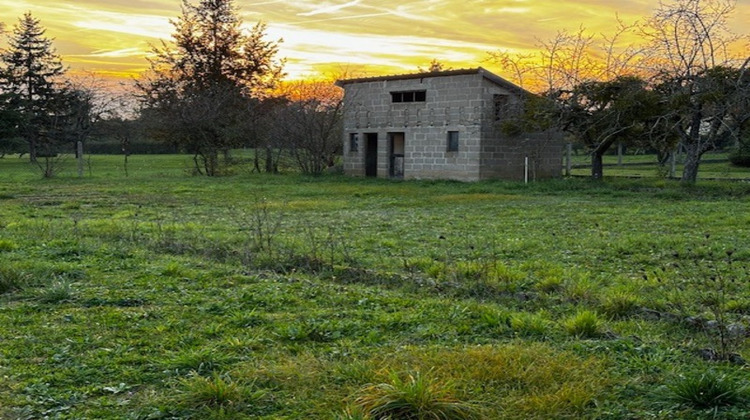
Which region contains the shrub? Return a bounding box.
[564,310,603,338]
[728,147,750,167]
[354,371,480,420]
[667,371,746,409]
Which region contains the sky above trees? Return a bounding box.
[1,0,749,81]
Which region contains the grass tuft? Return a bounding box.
[510,312,551,337]
[564,310,603,338]
[0,239,18,252]
[600,290,641,319]
[37,278,74,303]
[165,346,235,375]
[176,372,265,410]
[334,405,369,420]
[0,266,29,294]
[667,371,747,409]
[353,371,480,420]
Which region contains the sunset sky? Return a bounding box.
[1,0,749,83]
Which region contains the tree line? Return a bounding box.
[0,0,343,177]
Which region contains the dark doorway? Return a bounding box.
[365,133,378,177]
[389,132,405,178]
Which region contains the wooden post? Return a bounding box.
[565,143,572,176]
[524,156,529,184]
[77,141,84,177]
[617,142,623,166]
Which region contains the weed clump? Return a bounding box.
[657,241,749,361]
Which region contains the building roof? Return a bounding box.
[335,67,532,96]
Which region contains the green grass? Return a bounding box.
[353,371,480,419]
[568,151,750,180]
[1,154,749,418]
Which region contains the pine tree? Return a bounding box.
[0,12,66,162]
[137,0,283,176]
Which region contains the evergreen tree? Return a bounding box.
[0,12,66,162]
[137,0,283,176]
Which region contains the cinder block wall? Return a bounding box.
[479,131,564,180]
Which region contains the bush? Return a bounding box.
[728,147,750,167]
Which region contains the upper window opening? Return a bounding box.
[494,94,509,121]
[391,90,426,103]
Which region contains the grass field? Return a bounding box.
[1,154,749,419]
[568,151,750,180]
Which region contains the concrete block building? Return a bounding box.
[336,67,563,181]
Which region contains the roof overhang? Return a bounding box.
[335,67,533,97]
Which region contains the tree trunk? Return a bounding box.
[193,154,204,175]
[265,146,274,173]
[28,135,37,163]
[681,148,701,184]
[591,151,604,180]
[253,149,261,173]
[206,151,218,176]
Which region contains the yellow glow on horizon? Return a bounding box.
[0,0,748,84]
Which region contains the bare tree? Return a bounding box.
[66,73,119,155]
[642,0,750,183]
[488,20,649,179]
[488,23,644,94]
[274,79,344,175]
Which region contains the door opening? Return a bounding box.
[365,133,378,177]
[389,132,405,178]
